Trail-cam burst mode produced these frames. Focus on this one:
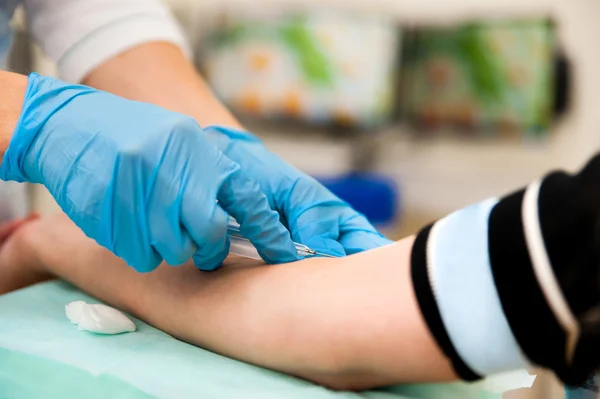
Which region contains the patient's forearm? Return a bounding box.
[20,215,455,390]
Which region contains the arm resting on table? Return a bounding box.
[14,214,455,390]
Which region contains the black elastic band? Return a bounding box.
[488,188,566,373]
[410,224,481,381]
[539,169,600,317]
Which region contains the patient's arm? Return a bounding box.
[4,154,598,389]
[5,213,455,390]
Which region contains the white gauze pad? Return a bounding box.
[65,300,136,335]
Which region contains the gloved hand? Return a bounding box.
[204,125,393,257]
[0,73,299,272]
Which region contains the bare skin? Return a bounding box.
[0,71,27,158]
[82,42,244,129]
[0,214,455,391]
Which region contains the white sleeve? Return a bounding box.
[23,0,192,83]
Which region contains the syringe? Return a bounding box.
[227,219,338,260]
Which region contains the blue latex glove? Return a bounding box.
[0,73,299,271]
[204,125,393,257]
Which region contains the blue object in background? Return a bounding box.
[317,172,400,229]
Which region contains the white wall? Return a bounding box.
[30,0,600,225]
[164,0,600,218]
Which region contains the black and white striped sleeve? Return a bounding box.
[411,154,600,386]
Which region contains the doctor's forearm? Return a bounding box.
[0,71,26,158]
[82,42,243,129]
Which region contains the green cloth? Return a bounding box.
[0,281,501,398]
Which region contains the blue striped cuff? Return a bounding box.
[428,198,532,375]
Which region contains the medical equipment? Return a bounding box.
[227,219,339,260]
[66,301,136,335]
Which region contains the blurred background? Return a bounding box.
[9,0,600,397]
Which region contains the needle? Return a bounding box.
[227,219,340,260]
[294,243,339,258]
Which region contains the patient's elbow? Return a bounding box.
[313,375,358,391]
[300,367,385,392]
[270,317,387,390]
[292,348,384,391]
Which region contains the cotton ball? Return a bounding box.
[65,300,136,335]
